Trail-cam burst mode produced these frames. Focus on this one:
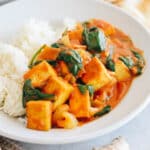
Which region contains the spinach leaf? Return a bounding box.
[137,66,143,75]
[94,105,111,117]
[57,50,83,76]
[22,79,54,107]
[51,43,64,48]
[30,60,57,68]
[132,51,145,75]
[106,55,115,72]
[29,45,46,68]
[132,51,143,60]
[78,84,94,96]
[83,26,106,52]
[119,56,133,69]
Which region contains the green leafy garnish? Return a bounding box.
[51,43,63,48]
[132,51,145,75]
[132,51,143,60]
[29,45,46,68]
[119,56,134,69]
[106,55,115,72]
[57,50,83,76]
[30,60,57,68]
[94,105,111,117]
[78,84,94,96]
[22,79,54,107]
[83,26,106,52]
[137,66,143,75]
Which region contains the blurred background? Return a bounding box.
[105,0,150,27]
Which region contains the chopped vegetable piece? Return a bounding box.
[51,43,64,48]
[33,60,57,67]
[22,79,54,107]
[69,86,91,118]
[57,112,78,129]
[132,51,144,61]
[106,55,115,71]
[131,51,145,75]
[24,61,57,87]
[37,46,60,61]
[83,26,106,52]
[82,57,113,90]
[61,35,72,47]
[26,101,52,131]
[78,84,94,96]
[57,50,83,76]
[115,61,131,81]
[43,76,73,110]
[29,45,46,68]
[52,104,69,125]
[119,56,133,69]
[94,105,111,117]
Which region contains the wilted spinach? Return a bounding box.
[132,51,145,75]
[78,84,94,96]
[83,26,106,52]
[29,45,46,68]
[94,105,111,117]
[30,60,57,68]
[105,55,115,72]
[22,79,54,107]
[119,56,134,69]
[51,43,64,48]
[57,50,83,76]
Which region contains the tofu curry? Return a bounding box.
[23,19,145,131]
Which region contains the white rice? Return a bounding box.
[13,19,59,60]
[0,43,28,80]
[0,18,76,117]
[0,76,25,117]
[13,18,76,60]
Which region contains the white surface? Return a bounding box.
[0,0,150,145]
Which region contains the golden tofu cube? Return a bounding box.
[24,61,57,87]
[37,45,61,61]
[43,76,73,110]
[69,86,91,118]
[82,57,112,90]
[26,101,52,131]
[115,61,131,81]
[61,35,71,47]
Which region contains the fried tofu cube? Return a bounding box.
[82,57,112,90]
[69,86,91,118]
[115,61,131,81]
[24,61,57,87]
[37,45,61,60]
[26,101,52,131]
[43,76,73,110]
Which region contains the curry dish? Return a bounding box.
[23,19,145,131]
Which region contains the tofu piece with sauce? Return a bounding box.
[24,61,57,87]
[69,86,91,118]
[37,45,61,60]
[43,76,73,110]
[82,57,112,90]
[115,61,131,81]
[26,101,52,131]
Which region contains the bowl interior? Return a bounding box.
[0,0,150,144]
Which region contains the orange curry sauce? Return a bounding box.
[24,19,145,130]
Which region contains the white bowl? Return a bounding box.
[0,0,150,144]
